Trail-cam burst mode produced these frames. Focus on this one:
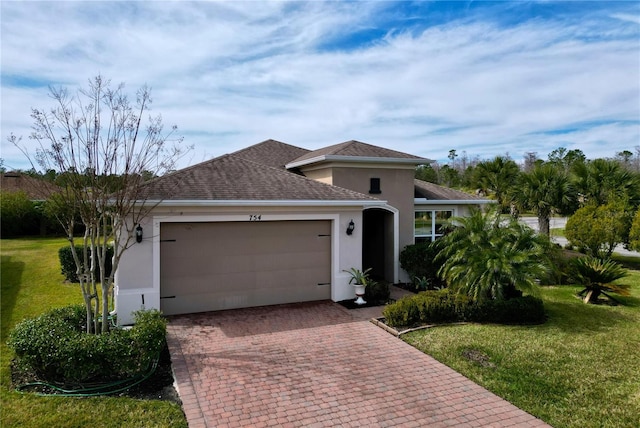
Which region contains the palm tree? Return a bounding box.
[571,257,629,304]
[572,158,640,206]
[472,156,520,213]
[437,207,551,301]
[516,162,574,236]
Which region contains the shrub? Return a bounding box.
[383,295,421,327]
[628,208,640,251]
[570,256,629,304]
[383,289,545,328]
[59,245,113,282]
[364,280,390,304]
[399,241,445,290]
[0,191,40,237]
[0,192,63,237]
[8,306,166,385]
[565,201,632,259]
[383,289,472,327]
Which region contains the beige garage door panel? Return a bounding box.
[160,220,331,315]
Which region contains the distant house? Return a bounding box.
[115,140,491,324]
[0,171,59,200]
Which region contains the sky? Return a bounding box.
[1,0,639,171]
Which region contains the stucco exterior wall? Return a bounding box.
[301,167,333,185]
[329,165,416,254]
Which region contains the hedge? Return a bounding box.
[59,245,113,283]
[8,305,166,385]
[0,192,41,237]
[399,241,445,290]
[382,288,545,328]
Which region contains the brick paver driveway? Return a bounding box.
[167,301,549,427]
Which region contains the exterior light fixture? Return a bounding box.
[346,219,355,235]
[135,224,143,243]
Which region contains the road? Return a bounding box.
[519,216,640,257]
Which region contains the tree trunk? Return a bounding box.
[510,203,520,219]
[583,288,601,304]
[538,215,550,236]
[102,285,110,333]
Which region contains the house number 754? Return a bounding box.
[249,215,262,221]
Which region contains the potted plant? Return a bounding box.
[344,267,372,305]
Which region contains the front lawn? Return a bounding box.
[403,270,640,428]
[1,238,187,428]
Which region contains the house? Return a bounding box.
[115,140,490,324]
[0,171,59,200]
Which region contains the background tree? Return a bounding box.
[523,152,540,172]
[471,156,520,213]
[615,150,634,171]
[11,75,189,333]
[547,147,586,172]
[628,208,640,251]
[571,158,640,206]
[439,164,460,187]
[516,162,574,236]
[437,207,550,301]
[565,200,632,259]
[415,163,438,183]
[448,149,458,168]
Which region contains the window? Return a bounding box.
[414,210,453,243]
[369,178,381,194]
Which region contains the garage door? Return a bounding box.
[160,220,332,315]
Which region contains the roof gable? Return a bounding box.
[138,153,378,202]
[286,140,431,169]
[231,139,310,169]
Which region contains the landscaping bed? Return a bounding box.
[11,343,180,403]
[1,237,187,428]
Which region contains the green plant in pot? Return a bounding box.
[344,267,372,305]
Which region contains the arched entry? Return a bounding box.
[362,207,396,283]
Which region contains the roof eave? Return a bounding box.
[286,155,432,170]
[414,198,495,205]
[138,199,386,207]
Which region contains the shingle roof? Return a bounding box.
[414,179,485,201]
[138,153,378,202]
[0,172,60,200]
[231,139,310,169]
[288,140,430,167]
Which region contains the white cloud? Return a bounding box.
[611,13,640,25]
[1,1,638,170]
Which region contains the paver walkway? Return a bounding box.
[167,301,550,427]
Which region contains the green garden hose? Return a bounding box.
[15,354,160,397]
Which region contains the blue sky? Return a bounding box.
[1,1,639,171]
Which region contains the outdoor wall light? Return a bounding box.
[135,224,143,243]
[346,219,355,236]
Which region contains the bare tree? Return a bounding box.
[11,75,190,333]
[523,152,539,172]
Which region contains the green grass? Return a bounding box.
[1,238,187,428]
[403,273,640,428]
[550,227,565,238]
[613,254,640,271]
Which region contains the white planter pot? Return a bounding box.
[353,284,366,305]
